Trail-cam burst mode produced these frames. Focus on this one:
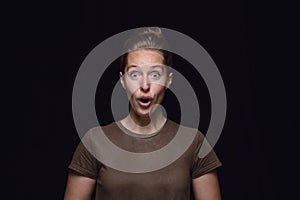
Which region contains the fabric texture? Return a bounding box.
[69,119,222,200]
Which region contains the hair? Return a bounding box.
[120,27,173,73]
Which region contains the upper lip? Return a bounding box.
[137,96,153,100]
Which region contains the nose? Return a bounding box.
[140,77,150,92]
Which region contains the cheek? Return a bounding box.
[152,85,166,96]
[124,79,138,92]
[151,76,168,87]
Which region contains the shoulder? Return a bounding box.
[82,122,118,139]
[165,120,208,157]
[168,120,205,143]
[80,123,116,153]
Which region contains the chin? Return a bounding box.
[130,106,151,117]
[135,109,151,117]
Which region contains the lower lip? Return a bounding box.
[138,100,152,108]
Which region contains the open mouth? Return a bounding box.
[137,97,152,107]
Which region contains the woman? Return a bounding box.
[64,27,222,200]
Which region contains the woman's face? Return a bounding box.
[120,49,173,117]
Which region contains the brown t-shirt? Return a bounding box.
[69,119,222,200]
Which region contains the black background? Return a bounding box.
[5,0,295,199]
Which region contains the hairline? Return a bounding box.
[122,48,169,73]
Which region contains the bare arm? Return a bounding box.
[192,170,221,200]
[64,173,96,200]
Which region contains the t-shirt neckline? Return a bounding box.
[116,119,169,139]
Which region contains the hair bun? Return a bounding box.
[138,27,162,38]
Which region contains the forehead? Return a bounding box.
[127,49,164,67]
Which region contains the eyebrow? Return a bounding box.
[150,65,164,69]
[126,64,165,69]
[125,65,138,71]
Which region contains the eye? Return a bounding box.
[149,71,161,80]
[128,71,141,80]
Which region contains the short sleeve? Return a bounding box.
[191,132,222,179]
[68,141,101,180]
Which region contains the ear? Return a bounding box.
[166,72,173,88]
[120,72,126,90]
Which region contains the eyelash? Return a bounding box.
[129,71,141,79]
[149,71,161,79]
[128,71,162,80]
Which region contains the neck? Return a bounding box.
[121,106,166,135]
